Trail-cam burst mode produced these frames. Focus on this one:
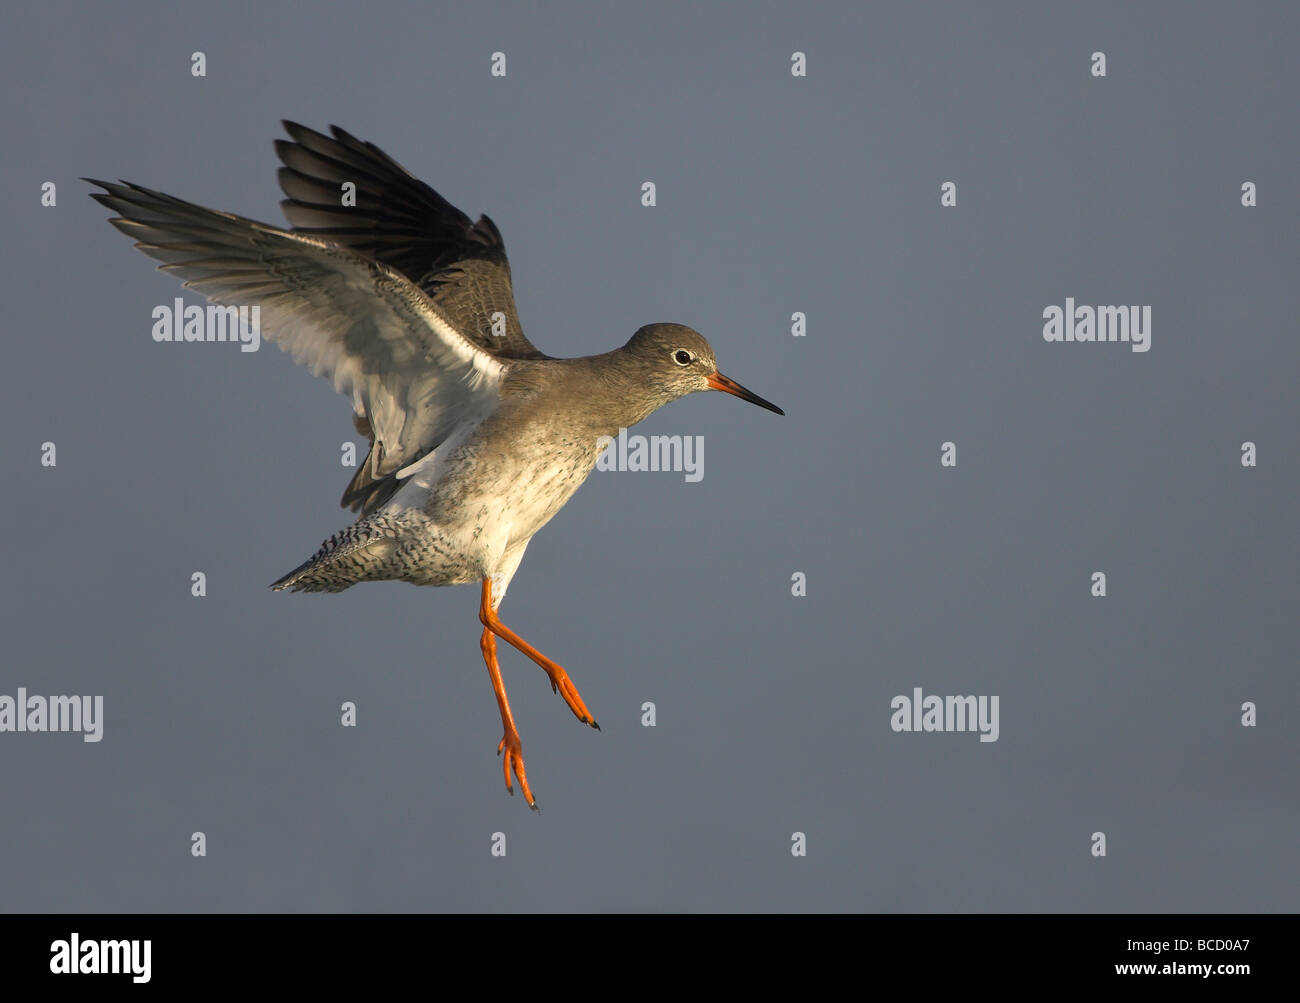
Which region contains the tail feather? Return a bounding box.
[269,522,397,593]
[268,556,334,593]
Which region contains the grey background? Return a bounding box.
[2,0,1296,912]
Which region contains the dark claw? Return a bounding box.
[591,720,601,731]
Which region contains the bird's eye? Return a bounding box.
[673,350,694,366]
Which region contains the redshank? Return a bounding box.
[87,121,783,808]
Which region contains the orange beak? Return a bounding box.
[706,371,784,415]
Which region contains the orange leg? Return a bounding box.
[479,619,538,810]
[479,579,600,731]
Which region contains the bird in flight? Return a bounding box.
[88,121,782,808]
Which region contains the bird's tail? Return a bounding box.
[269,521,398,593]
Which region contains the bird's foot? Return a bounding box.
[545,664,600,730]
[497,729,539,810]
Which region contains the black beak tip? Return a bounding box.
[746,393,784,416]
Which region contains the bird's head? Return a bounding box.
[623,323,784,415]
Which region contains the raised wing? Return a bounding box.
[275,121,547,362]
[87,179,505,515]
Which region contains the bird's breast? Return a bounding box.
[417,423,604,553]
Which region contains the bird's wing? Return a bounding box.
[275,121,547,362]
[87,179,505,515]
